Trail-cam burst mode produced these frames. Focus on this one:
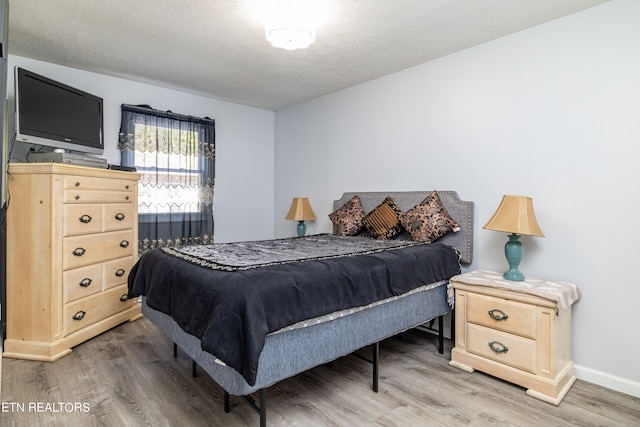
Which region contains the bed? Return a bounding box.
[128,190,474,426]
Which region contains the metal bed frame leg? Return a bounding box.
[451,308,456,343]
[172,343,198,377]
[438,315,444,354]
[372,342,379,393]
[259,389,267,427]
[231,389,267,427]
[172,343,265,425]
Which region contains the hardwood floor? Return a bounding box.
[2,317,639,426]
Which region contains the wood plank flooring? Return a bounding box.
[2,317,639,426]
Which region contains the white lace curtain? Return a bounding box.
[118,104,215,253]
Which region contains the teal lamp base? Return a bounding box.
[503,233,525,281]
[296,220,306,237]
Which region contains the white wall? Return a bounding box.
[274,0,640,397]
[7,56,275,243]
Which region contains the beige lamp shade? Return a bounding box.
[285,197,317,221]
[483,195,545,237]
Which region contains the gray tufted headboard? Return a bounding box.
[333,191,474,264]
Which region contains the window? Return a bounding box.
[118,104,215,252]
[134,124,202,214]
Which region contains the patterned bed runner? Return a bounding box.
[162,234,423,271]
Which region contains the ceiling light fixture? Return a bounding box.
[259,0,320,50]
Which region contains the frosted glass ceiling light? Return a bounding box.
[260,0,319,50]
[266,24,315,50]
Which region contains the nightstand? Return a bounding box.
[449,270,581,405]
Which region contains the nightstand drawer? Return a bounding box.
[467,323,536,373]
[466,292,536,338]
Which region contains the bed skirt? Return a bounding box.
[142,280,450,396]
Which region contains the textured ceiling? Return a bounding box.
[8,0,608,111]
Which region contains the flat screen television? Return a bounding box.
[14,67,104,155]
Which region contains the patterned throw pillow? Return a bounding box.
[329,195,366,236]
[399,192,460,242]
[362,196,404,239]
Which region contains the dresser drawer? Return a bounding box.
[63,230,134,270]
[63,204,104,236]
[103,203,134,231]
[63,176,134,204]
[103,256,135,290]
[63,176,135,193]
[63,284,135,337]
[467,323,536,373]
[466,292,536,338]
[63,264,103,303]
[63,189,133,204]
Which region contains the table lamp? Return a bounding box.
[483,195,544,281]
[285,197,317,237]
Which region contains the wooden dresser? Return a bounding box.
[449,270,580,405]
[3,163,142,361]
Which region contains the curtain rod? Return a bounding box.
[121,104,214,125]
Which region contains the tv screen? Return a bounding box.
[15,67,104,155]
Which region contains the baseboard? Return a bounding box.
[574,364,640,398]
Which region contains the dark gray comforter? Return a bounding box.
[127,235,460,386]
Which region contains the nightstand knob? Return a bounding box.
[488,309,509,321]
[488,341,509,354]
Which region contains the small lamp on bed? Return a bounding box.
[285,197,317,237]
[483,195,545,281]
